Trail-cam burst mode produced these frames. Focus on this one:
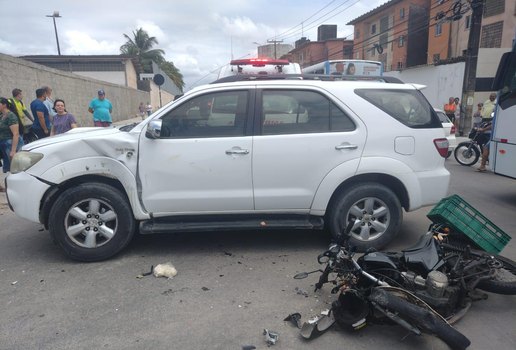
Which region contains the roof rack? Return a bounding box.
[211,74,404,84]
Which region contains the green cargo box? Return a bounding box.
[427,194,511,254]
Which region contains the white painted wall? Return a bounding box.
[384,62,465,109]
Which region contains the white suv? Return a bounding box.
[6,76,450,261]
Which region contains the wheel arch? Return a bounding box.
[325,173,410,216]
[40,174,148,229]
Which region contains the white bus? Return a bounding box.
[491,42,516,179]
[302,59,383,76]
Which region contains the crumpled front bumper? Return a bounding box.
[6,172,51,223]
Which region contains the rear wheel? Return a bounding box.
[328,183,402,251]
[477,255,516,295]
[454,142,480,166]
[49,183,136,262]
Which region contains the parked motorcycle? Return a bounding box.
[294,222,516,349]
[454,124,490,166]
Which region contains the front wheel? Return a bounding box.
[454,142,480,166]
[49,183,136,262]
[327,183,402,251]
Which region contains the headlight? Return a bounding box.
[10,152,44,174]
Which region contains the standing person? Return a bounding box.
[472,102,483,128]
[10,88,34,129]
[138,102,146,119]
[0,97,22,174]
[146,102,152,116]
[51,99,77,135]
[42,86,57,121]
[481,93,497,119]
[453,97,461,134]
[443,97,456,124]
[477,93,497,172]
[88,90,113,127]
[30,88,51,139]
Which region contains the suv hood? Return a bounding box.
[23,127,122,151]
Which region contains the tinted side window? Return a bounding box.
[160,91,248,138]
[261,90,355,135]
[355,89,441,128]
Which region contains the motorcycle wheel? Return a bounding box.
[369,287,470,350]
[454,142,480,166]
[477,255,516,295]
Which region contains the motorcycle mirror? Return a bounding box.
[293,269,323,279]
[294,272,309,279]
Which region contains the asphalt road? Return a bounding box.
[1,158,515,350]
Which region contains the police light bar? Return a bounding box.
[230,58,291,66]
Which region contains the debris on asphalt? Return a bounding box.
[11,281,17,285]
[136,265,154,279]
[242,346,256,350]
[295,286,309,297]
[284,312,302,328]
[263,329,279,346]
[202,287,210,291]
[153,262,178,279]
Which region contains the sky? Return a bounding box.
[1,0,385,91]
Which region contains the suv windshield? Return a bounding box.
[355,89,441,128]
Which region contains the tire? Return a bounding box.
[328,183,402,251]
[477,254,516,295]
[369,288,471,350]
[49,183,136,262]
[446,150,452,159]
[454,142,480,166]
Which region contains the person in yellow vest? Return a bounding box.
[10,88,35,143]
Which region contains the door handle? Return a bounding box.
[335,143,358,150]
[225,148,249,155]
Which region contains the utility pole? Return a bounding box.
[460,0,484,135]
[267,39,283,59]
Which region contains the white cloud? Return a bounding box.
[134,20,167,44]
[64,31,121,55]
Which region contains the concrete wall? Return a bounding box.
[0,53,149,126]
[384,62,465,109]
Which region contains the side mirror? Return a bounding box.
[146,120,162,139]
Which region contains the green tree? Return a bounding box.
[120,28,184,92]
[160,61,185,91]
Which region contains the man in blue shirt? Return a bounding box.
[30,88,51,139]
[88,90,113,126]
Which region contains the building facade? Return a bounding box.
[347,0,429,71]
[347,0,515,72]
[286,38,354,68]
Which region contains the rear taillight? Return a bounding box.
[434,138,449,157]
[450,125,456,134]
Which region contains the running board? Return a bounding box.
[139,214,324,234]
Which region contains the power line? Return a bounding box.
[301,1,471,67]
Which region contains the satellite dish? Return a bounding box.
[153,74,165,86]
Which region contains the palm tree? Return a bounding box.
[120,28,184,91]
[120,28,165,72]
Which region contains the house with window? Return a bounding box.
[285,25,354,68]
[347,0,429,71]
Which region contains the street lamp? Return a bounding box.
[46,11,62,55]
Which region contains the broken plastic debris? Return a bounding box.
[242,346,256,350]
[11,281,18,285]
[263,329,279,346]
[284,313,302,328]
[153,262,178,279]
[295,286,309,297]
[300,311,336,340]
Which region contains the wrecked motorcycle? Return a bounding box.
[294,223,516,349]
